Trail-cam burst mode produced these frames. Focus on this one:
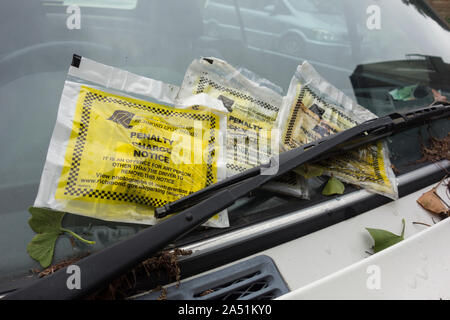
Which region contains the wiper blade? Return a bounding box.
[155,102,449,217]
[5,103,449,300]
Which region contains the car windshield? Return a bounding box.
[0,0,449,285]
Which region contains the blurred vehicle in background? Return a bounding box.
[204,0,351,61]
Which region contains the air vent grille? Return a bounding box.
[134,255,289,300]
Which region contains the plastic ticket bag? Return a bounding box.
[278,62,398,199]
[177,58,309,198]
[35,55,229,228]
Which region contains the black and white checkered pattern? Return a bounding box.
[64,188,167,207]
[195,76,280,113]
[226,162,249,174]
[283,86,359,148]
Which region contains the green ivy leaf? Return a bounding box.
[322,177,345,196]
[293,164,324,179]
[27,207,95,268]
[28,207,65,234]
[27,232,61,268]
[366,219,405,253]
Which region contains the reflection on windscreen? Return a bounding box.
[205,0,349,61]
[205,0,450,65]
[288,0,344,14]
[63,0,138,10]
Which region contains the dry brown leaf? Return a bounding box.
[432,89,448,103]
[417,179,449,216]
[418,133,450,163]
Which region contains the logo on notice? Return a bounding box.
[108,110,135,128]
[217,95,235,112]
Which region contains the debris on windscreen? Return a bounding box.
[416,176,449,217]
[432,89,448,104]
[27,207,94,268]
[366,219,405,254]
[278,61,399,199]
[176,57,309,199]
[389,84,429,101]
[418,132,450,163]
[34,55,229,228]
[87,248,192,300]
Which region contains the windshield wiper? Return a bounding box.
[4,103,449,300]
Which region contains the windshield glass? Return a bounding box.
[0,0,449,284]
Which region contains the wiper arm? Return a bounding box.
[155,102,449,217]
[4,103,449,300]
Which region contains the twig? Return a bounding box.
[412,222,432,227]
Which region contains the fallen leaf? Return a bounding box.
[432,89,448,102]
[417,189,449,215]
[294,164,324,179]
[27,207,95,268]
[27,232,61,269]
[28,207,65,234]
[366,219,405,253]
[417,133,450,163]
[322,177,345,196]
